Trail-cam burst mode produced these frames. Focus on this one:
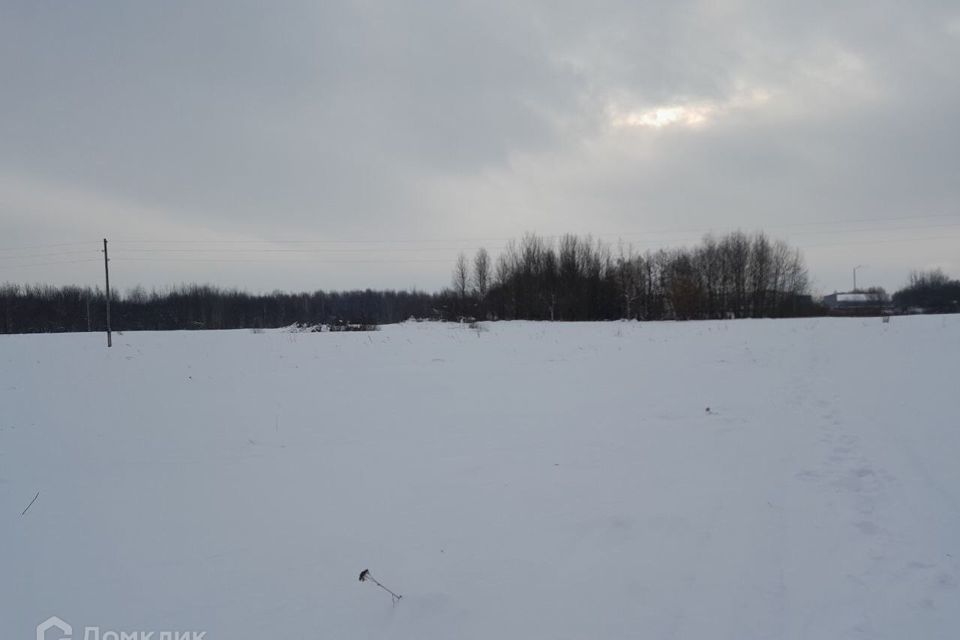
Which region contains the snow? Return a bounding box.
[3,317,959,639]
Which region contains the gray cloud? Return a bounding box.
[1,0,958,293]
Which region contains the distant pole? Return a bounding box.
[853,264,865,292]
[103,238,112,348]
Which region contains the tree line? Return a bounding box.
[5,232,956,334]
[891,269,960,313]
[449,231,814,321]
[0,284,442,334]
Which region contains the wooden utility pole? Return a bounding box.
[103,238,112,347]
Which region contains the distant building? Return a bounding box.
[822,291,891,316]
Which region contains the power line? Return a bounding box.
[108,246,501,254]
[798,233,960,249]
[2,235,955,269]
[0,258,101,270]
[103,233,960,263]
[1,212,957,269]
[787,222,960,237]
[0,241,100,253]
[0,250,101,262]
[110,238,501,245]
[0,211,955,256]
[106,212,960,245]
[111,256,455,264]
[102,220,960,255]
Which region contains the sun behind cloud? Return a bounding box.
[608,88,771,130]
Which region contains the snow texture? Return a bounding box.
[2,317,959,639]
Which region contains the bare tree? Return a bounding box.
[472,248,490,301]
[452,252,470,299]
[616,242,641,319]
[748,232,772,316]
[909,268,951,288]
[455,230,810,322]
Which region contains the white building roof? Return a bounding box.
[837,293,874,302]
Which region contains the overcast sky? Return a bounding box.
[2,1,958,295]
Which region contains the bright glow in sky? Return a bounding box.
[608,88,771,129]
[611,104,713,128]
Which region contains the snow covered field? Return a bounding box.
[3,317,959,639]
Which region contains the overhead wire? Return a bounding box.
[1,258,101,270]
[0,241,101,253]
[106,212,960,245]
[2,211,957,269]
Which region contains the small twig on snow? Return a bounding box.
[359,569,402,605]
[21,491,40,516]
